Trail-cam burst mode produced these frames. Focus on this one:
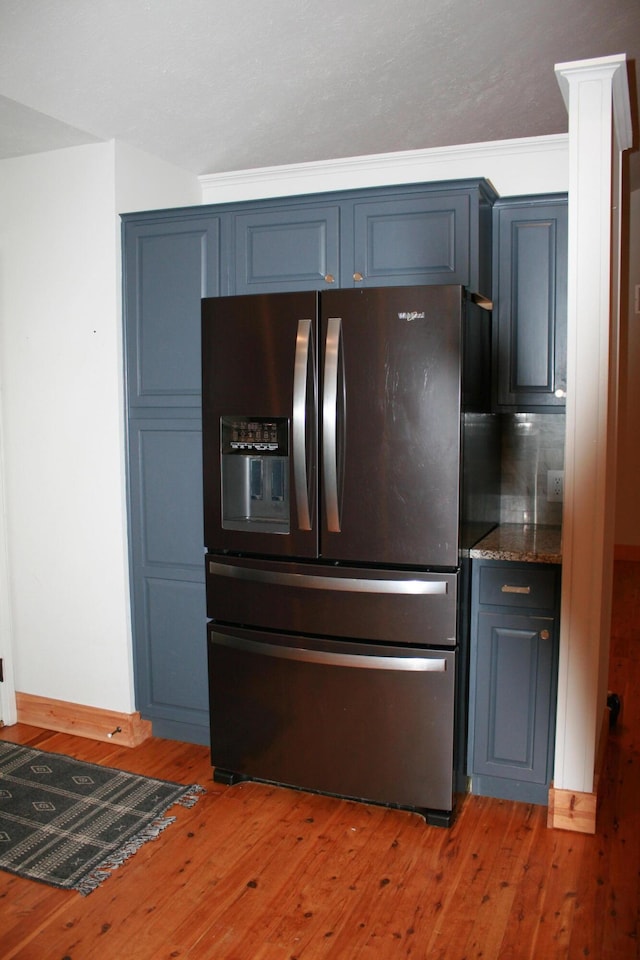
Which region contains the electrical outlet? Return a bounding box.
[547,470,564,502]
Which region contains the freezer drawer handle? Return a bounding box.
[293,318,313,531]
[323,316,343,532]
[207,561,448,595]
[212,632,447,672]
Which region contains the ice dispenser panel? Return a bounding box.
[221,416,290,533]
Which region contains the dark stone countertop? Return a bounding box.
[469,524,562,564]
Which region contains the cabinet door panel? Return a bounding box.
[352,194,469,287]
[123,217,221,407]
[494,198,568,410]
[129,421,204,570]
[472,611,555,783]
[138,576,208,721]
[126,418,206,739]
[234,206,340,293]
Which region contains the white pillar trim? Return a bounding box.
[553,55,632,793]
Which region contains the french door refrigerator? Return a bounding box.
[202,285,497,825]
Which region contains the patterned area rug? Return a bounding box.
[0,740,204,895]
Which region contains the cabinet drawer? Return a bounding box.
[478,564,557,610]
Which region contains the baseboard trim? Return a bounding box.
[15,693,152,748]
[547,705,609,833]
[614,544,640,562]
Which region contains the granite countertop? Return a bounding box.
[470,523,562,564]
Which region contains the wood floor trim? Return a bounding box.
[547,703,610,833]
[15,692,152,747]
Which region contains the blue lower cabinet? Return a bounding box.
[468,560,560,804]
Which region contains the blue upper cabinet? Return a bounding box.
[351,191,470,289]
[492,195,568,411]
[234,203,341,293]
[231,179,496,296]
[123,214,222,408]
[344,189,490,296]
[348,180,495,294]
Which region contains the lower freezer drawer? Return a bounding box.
[208,624,456,814]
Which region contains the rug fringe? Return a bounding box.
[176,784,206,808]
[76,815,175,895]
[75,783,205,896]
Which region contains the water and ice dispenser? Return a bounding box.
[220,416,290,534]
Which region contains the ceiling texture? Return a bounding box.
[1,0,639,187]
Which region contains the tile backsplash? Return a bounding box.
[499,413,565,526]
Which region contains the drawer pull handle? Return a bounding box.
[501,584,531,595]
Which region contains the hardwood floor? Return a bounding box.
[1,561,638,959]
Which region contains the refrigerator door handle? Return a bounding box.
[323,316,343,532]
[293,318,313,531]
[212,632,447,672]
[207,560,449,595]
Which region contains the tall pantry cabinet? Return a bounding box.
[123,215,221,743]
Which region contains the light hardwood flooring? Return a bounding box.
[1,561,638,959]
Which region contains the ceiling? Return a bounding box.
[1,0,639,188]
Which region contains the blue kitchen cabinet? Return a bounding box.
[350,180,494,294]
[121,179,496,744]
[232,179,496,296]
[122,212,222,744]
[492,194,568,411]
[123,214,224,405]
[234,202,341,293]
[467,560,561,804]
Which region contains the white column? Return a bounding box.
[553,56,632,795]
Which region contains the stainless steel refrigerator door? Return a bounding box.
[320,285,463,568]
[206,554,458,647]
[202,291,319,557]
[208,624,456,813]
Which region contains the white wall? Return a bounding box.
[114,140,202,213]
[616,186,640,547]
[0,141,199,713]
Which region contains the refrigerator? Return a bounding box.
[202,285,498,825]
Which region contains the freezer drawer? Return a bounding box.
[208,625,456,817]
[206,554,458,647]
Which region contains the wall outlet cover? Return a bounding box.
[547,470,564,502]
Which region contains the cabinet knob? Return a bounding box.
[540,629,550,640]
[554,388,566,398]
[353,272,364,282]
[324,274,335,284]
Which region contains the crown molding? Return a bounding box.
[198,134,569,204]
